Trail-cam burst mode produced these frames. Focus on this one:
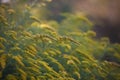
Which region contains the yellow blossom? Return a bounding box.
[7,9,15,14]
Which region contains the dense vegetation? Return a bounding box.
[0,2,120,80]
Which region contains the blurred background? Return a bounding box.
[1,0,120,43]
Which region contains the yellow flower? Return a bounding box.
[7,9,15,14]
[24,50,36,58]
[25,4,31,10]
[92,63,98,67]
[67,60,74,65]
[40,23,56,31]
[87,31,96,37]
[28,67,40,73]
[27,45,37,54]
[0,37,7,42]
[0,54,7,69]
[13,55,25,67]
[74,71,81,79]
[84,68,91,73]
[31,22,40,27]
[17,68,27,79]
[30,16,40,22]
[30,76,36,80]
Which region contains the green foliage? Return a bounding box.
[0,3,120,80]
